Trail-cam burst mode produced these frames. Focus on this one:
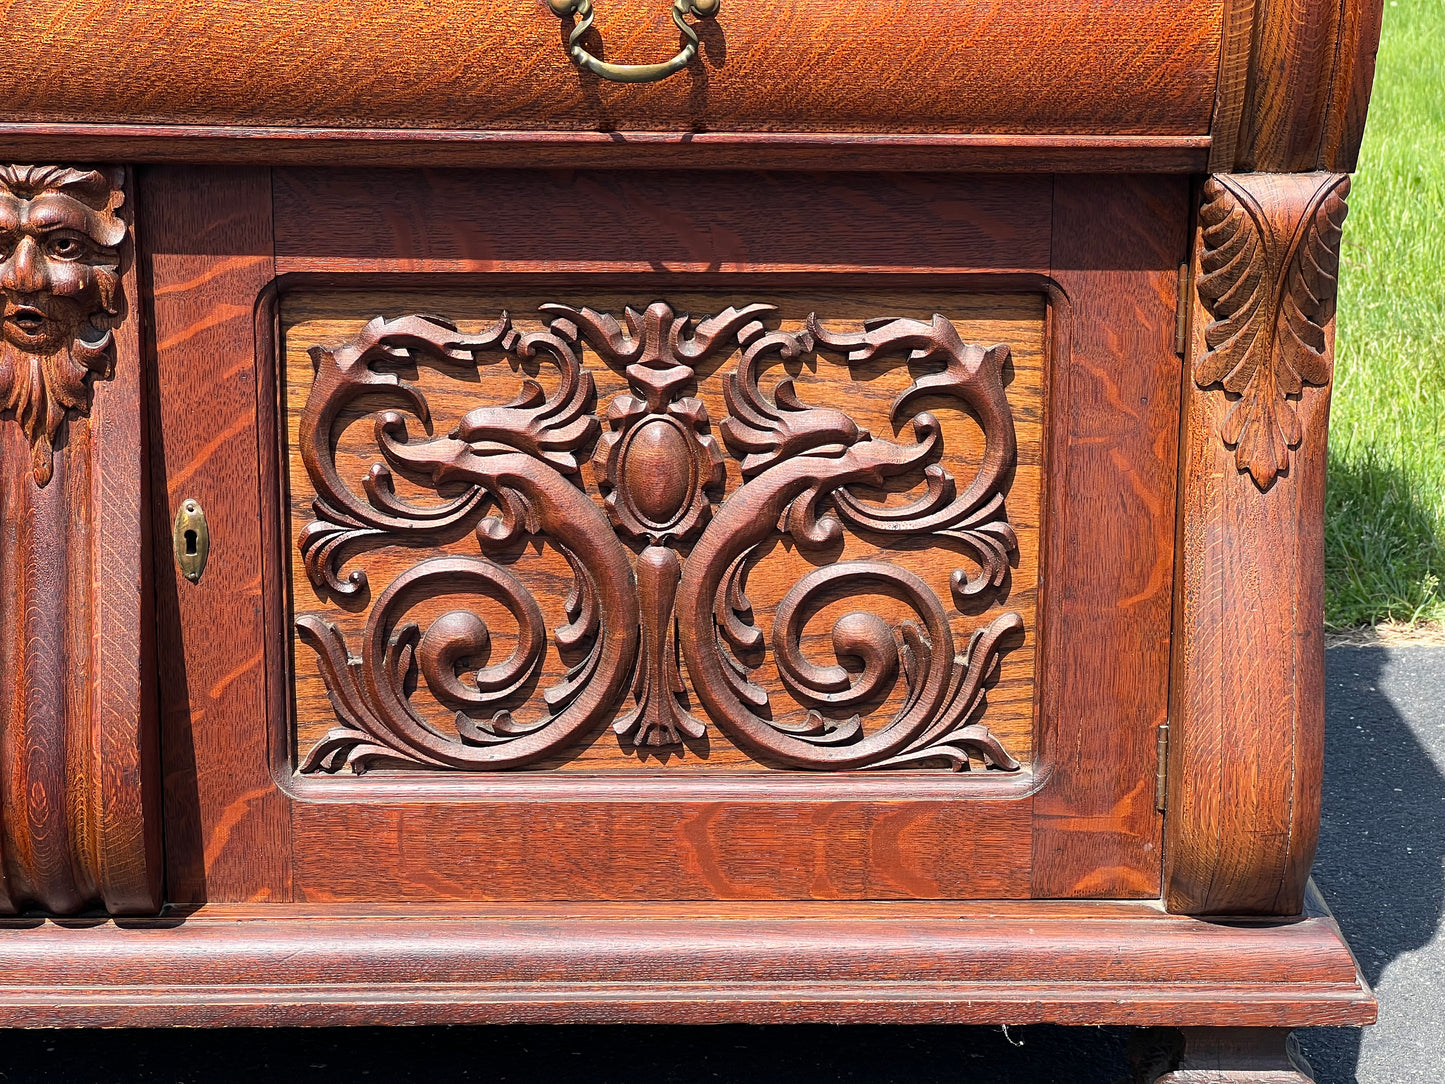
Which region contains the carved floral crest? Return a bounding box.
[293,303,1026,775]
[0,165,126,486]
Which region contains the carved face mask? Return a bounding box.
[0,165,125,485]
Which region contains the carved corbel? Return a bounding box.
[0,165,160,915]
[1165,172,1348,916]
[1193,172,1349,489]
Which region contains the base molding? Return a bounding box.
[0,892,1374,1028]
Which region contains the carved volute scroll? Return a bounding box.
[1194,172,1349,490]
[0,165,159,915]
[289,295,1037,776]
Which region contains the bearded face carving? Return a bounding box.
[0,165,125,486]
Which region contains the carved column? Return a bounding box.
[1165,172,1348,916]
[0,165,160,914]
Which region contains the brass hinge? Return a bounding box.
[1155,722,1170,812]
[1174,262,1190,357]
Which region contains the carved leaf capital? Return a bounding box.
[1194,171,1350,489]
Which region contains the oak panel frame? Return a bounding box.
[271,273,1049,903]
[142,166,293,905]
[143,167,1184,904]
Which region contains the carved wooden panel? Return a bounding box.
[283,288,1043,775]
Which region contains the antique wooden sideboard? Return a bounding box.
[0,0,1383,1077]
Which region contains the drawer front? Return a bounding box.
[145,167,1184,904]
[6,0,1222,136]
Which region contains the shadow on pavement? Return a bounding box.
[1298,646,1445,1083]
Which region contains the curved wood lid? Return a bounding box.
[0,0,1380,172]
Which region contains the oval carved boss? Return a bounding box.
[620,415,698,533]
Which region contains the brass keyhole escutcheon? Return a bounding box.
[173,499,210,584]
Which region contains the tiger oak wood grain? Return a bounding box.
[271,169,1054,276]
[0,0,1390,1050]
[273,289,1044,899]
[1029,175,1187,900]
[1208,0,1383,173]
[1320,0,1385,174]
[1164,175,1341,917]
[0,0,1222,137]
[87,170,163,918]
[282,297,1036,771]
[291,796,1032,901]
[0,127,1214,174]
[153,170,1069,905]
[0,0,1383,178]
[141,167,292,904]
[239,171,1168,903]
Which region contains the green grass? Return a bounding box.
[1325,0,1445,628]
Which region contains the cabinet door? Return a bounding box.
[143,167,1184,904]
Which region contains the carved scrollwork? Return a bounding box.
[679,314,1023,770]
[295,312,637,772]
[1194,172,1350,489]
[294,301,1027,774]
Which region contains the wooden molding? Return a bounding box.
[1208,0,1384,173]
[0,165,160,915]
[1165,173,1342,917]
[0,892,1374,1028]
[0,128,1213,174]
[0,0,1387,174]
[0,1,1219,140]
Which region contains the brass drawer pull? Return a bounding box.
[548,0,718,84]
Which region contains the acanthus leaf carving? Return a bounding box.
[294,301,1027,774]
[1194,172,1350,489]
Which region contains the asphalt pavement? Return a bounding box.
[1,645,1440,1083]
